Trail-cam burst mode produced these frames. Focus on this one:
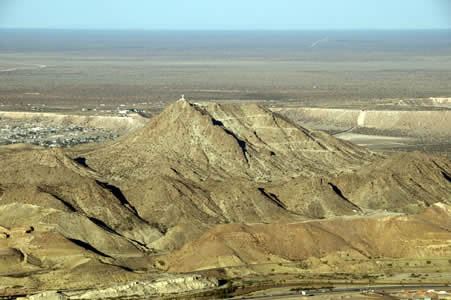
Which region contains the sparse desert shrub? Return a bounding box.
[157,260,166,266]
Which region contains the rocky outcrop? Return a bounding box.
[1,100,451,296]
[164,203,451,272]
[0,148,162,248]
[19,274,218,300]
[80,99,376,249]
[87,99,371,182]
[331,152,451,213]
[264,151,451,217]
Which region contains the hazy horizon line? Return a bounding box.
[1,27,450,32]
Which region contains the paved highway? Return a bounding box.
[229,284,451,299]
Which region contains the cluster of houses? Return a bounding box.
[0,120,118,148]
[391,289,450,299]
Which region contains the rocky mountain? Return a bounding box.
[266,152,451,217]
[80,100,450,247]
[331,152,451,213]
[1,99,450,296]
[0,148,162,248]
[86,99,372,182]
[79,99,378,249]
[163,203,451,273]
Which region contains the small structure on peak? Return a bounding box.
[180,94,185,101]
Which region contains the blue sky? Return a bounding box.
[0,0,449,30]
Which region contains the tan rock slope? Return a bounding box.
[164,203,451,272]
[87,100,371,182]
[82,100,450,247]
[331,152,451,213]
[0,147,162,293]
[266,152,451,217]
[0,148,162,248]
[81,99,378,248]
[0,99,450,295]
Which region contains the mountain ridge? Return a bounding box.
[1,99,451,295]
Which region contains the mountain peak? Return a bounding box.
[88,100,372,183]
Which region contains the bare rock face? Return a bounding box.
[19,291,67,300]
[0,148,162,248]
[0,204,144,296]
[0,203,142,258]
[163,203,451,272]
[0,247,26,273]
[82,99,377,249]
[18,274,218,300]
[331,152,451,213]
[1,99,450,296]
[265,152,451,217]
[0,149,160,295]
[265,176,361,218]
[81,100,451,249]
[68,274,217,299]
[87,99,371,182]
